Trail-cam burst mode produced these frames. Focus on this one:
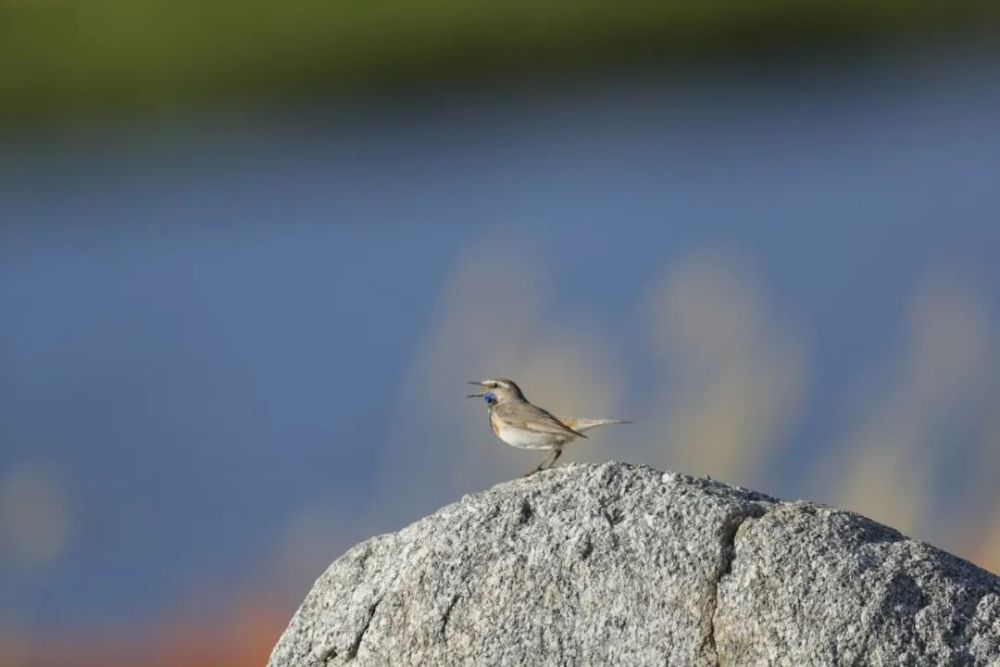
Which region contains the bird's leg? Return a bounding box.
[549,448,563,468]
[525,453,551,477]
[524,448,562,477]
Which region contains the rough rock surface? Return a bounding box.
[268,463,1000,666]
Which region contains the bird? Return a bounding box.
[466,378,629,475]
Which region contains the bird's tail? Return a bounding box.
[560,417,631,433]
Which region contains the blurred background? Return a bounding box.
[2,2,1000,665]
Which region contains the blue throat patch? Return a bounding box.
[483,392,497,405]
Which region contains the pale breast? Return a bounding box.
[494,422,564,450]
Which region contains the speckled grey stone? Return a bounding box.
[267,463,1000,666]
[714,502,1000,666]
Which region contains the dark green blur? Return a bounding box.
[1,0,998,123]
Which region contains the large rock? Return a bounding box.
[268,463,1000,666]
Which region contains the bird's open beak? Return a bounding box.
[466,381,486,398]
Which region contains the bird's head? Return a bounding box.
[466,378,525,406]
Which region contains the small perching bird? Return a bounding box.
[466,378,629,475]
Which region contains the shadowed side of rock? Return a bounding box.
[267,463,1000,666]
[714,502,1000,665]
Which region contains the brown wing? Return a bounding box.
[497,402,588,438]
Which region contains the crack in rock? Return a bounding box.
[704,503,769,665]
[440,593,461,640]
[318,645,336,663]
[343,598,381,662]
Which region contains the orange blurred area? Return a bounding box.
[2,594,289,667]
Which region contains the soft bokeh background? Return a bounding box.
[2,3,1000,665]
